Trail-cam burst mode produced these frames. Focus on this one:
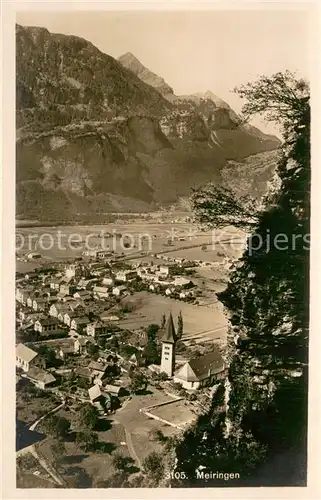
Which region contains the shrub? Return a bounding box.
[142,452,164,480]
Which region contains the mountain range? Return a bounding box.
[16,24,281,221]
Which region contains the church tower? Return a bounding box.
[160,313,177,377]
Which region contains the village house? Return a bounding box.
[49,277,63,291]
[26,252,42,260]
[174,257,185,264]
[73,290,92,301]
[17,307,30,322]
[49,338,78,360]
[74,336,95,355]
[128,351,144,367]
[112,285,127,297]
[38,286,52,298]
[179,290,195,300]
[32,298,49,312]
[26,367,56,390]
[21,312,47,327]
[88,360,109,380]
[82,249,98,259]
[57,309,68,323]
[88,384,103,403]
[115,270,137,282]
[93,286,109,299]
[16,344,45,372]
[104,384,126,397]
[59,281,77,296]
[174,349,226,390]
[24,271,40,280]
[63,311,77,327]
[102,277,114,287]
[91,267,107,278]
[75,366,92,381]
[61,298,85,311]
[50,302,69,319]
[34,317,60,334]
[77,278,91,289]
[97,250,112,259]
[140,271,158,282]
[86,321,110,338]
[158,265,170,277]
[16,287,33,305]
[102,314,120,322]
[70,316,90,333]
[26,295,35,308]
[88,385,112,415]
[65,264,82,280]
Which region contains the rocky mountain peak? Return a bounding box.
[193,90,231,109]
[118,52,174,96]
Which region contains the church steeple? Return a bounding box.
[160,313,177,377]
[161,312,177,344]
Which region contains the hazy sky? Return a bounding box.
[16,9,311,136]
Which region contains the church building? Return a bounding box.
[160,313,177,377]
[160,312,226,389]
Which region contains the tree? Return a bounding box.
[160,314,166,329]
[149,428,167,443]
[36,345,57,366]
[42,415,70,438]
[87,343,99,360]
[142,452,164,481]
[75,403,99,430]
[143,338,160,366]
[76,430,98,451]
[97,336,106,349]
[112,453,130,472]
[178,71,310,486]
[107,336,119,351]
[129,371,148,394]
[146,323,160,340]
[177,311,183,339]
[88,311,97,322]
[143,323,161,365]
[191,184,259,230]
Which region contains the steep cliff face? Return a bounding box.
[16,24,281,221]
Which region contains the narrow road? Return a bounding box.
[124,428,141,468]
[29,401,65,431]
[30,446,66,486]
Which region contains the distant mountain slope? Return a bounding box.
[16,24,281,221]
[118,52,174,96]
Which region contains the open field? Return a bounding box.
[17,470,59,488]
[106,291,228,344]
[147,399,196,428]
[16,222,245,263]
[113,387,182,462]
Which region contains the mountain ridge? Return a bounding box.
[16,24,281,221]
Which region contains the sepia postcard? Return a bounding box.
[1,1,321,498]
